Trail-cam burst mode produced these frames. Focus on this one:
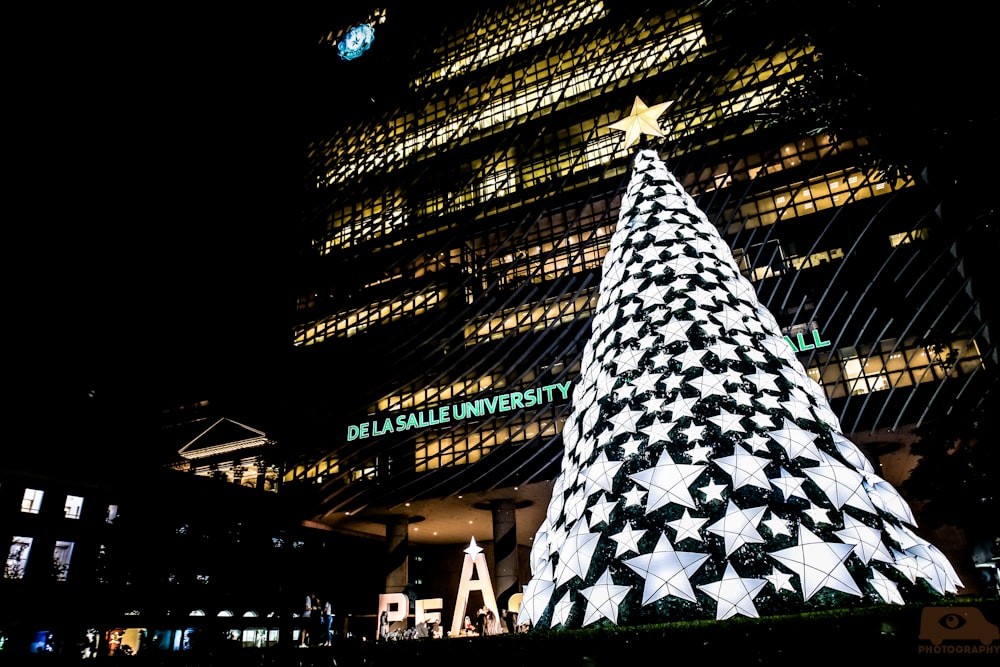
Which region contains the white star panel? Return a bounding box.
[705,501,768,557]
[623,533,709,604]
[713,445,773,491]
[629,457,706,512]
[610,522,646,557]
[698,563,768,620]
[869,569,905,605]
[769,526,862,600]
[579,569,632,626]
[550,591,574,627]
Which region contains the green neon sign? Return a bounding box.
[347,382,573,441]
[345,330,829,441]
[784,329,831,353]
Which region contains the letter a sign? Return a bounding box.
[450,537,500,637]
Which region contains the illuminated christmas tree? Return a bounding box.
[519,99,962,629]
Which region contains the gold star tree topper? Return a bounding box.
[607,96,674,151]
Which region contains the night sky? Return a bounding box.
[12,8,306,448]
[9,3,454,463]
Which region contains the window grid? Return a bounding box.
[316,202,406,255]
[467,23,706,139]
[313,46,811,265]
[724,167,913,234]
[784,247,845,271]
[348,462,378,483]
[415,410,566,472]
[298,133,891,348]
[421,118,618,223]
[463,288,597,345]
[482,216,614,288]
[282,456,340,483]
[733,245,845,282]
[376,374,507,414]
[716,47,813,95]
[671,80,783,138]
[310,38,812,297]
[686,134,848,197]
[805,337,983,400]
[888,227,931,247]
[179,459,280,490]
[294,287,447,346]
[312,10,707,189]
[413,0,609,88]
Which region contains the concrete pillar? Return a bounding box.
[384,516,409,594]
[490,500,520,610]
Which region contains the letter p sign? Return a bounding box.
[377,593,408,640]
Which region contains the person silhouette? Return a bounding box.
[379,610,391,640]
[485,608,497,635]
[300,593,317,647]
[475,605,487,635]
[318,596,333,646]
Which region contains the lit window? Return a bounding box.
[888,227,930,247]
[64,495,84,520]
[20,489,43,514]
[106,504,119,524]
[5,537,32,579]
[53,541,74,581]
[804,336,983,400]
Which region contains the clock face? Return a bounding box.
[338,24,375,61]
[346,32,364,49]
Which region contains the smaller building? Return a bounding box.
[0,426,381,659]
[170,417,282,492]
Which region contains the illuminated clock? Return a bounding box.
[338,23,375,61]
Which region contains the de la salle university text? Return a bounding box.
[346,331,831,441]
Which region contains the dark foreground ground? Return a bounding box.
[7,599,998,666]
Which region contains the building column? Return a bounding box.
[490,500,519,610]
[384,516,409,594]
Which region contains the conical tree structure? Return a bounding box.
[519,147,963,630]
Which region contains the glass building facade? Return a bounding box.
[285,0,994,584]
